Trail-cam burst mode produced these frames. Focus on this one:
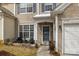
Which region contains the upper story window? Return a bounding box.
[42,3,61,12]
[44,3,53,11]
[19,4,27,13]
[17,3,36,14]
[27,4,33,12]
[42,3,53,12]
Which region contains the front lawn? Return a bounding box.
[0,44,37,56]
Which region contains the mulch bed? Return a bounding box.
[0,50,15,56]
[50,51,60,56]
[0,43,37,56]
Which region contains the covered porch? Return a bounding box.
[34,22,54,46]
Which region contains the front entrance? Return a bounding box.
[43,26,49,45]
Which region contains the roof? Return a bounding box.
[0,6,16,19]
[52,3,71,15]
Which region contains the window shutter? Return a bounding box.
[33,3,36,13]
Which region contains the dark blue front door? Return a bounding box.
[43,26,49,45]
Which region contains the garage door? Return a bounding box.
[64,24,79,55]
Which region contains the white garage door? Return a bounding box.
[64,24,79,55]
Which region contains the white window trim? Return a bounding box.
[19,3,34,14]
[42,11,51,13]
[43,3,53,12]
[42,25,51,44]
[19,12,33,14]
[55,15,58,52]
[19,25,34,41]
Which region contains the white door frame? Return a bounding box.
[62,17,79,55]
[42,25,51,45]
[55,15,59,51]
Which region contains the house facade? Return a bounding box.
[0,6,17,43]
[51,3,79,55]
[1,3,79,56]
[1,3,60,45]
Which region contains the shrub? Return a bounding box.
[23,39,30,43]
[0,40,4,47]
[49,41,55,51]
[4,39,13,45]
[51,51,60,56]
[15,37,23,43]
[35,43,39,48]
[4,39,10,45]
[29,39,35,44]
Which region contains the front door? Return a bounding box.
[43,26,49,45]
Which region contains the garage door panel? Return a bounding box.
[64,24,79,54]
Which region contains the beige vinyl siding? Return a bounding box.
[62,4,79,18]
[15,3,36,24]
[16,14,34,24]
[4,15,15,40]
[1,3,14,14]
[56,3,79,54]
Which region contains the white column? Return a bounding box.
[55,15,58,51]
[34,23,38,43]
[14,3,16,15]
[37,3,40,14]
[2,13,4,41]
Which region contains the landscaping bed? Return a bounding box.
[0,43,37,56]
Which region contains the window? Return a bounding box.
[44,3,53,11]
[18,3,36,13]
[19,4,27,13]
[27,4,33,12]
[19,25,34,41]
[42,3,53,12]
[30,25,34,31]
[42,3,60,12]
[24,25,29,31]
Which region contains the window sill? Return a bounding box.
[19,12,33,15]
[40,11,51,14]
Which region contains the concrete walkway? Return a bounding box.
[36,46,51,56]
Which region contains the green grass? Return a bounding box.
[0,45,37,56]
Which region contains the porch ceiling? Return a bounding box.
[38,22,53,25]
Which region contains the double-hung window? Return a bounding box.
[18,3,36,14]
[27,4,33,12]
[19,4,27,13]
[41,3,61,12]
[19,25,34,41]
[42,3,53,12]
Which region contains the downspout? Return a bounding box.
[55,15,58,52]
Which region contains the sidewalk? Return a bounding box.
[36,46,51,56]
